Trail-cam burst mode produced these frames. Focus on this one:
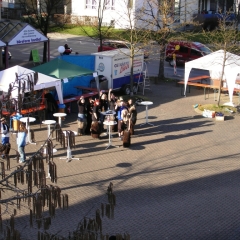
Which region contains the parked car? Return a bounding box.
[98,40,149,59]
[165,41,212,66]
[2,49,12,63]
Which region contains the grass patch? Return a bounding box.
[197,104,237,114]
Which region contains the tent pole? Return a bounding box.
[47,39,50,62]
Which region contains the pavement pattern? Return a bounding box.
[1,80,240,240]
[1,32,240,239]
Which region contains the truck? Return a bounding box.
[91,48,144,95]
[165,41,212,66]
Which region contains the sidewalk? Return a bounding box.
[2,80,240,239]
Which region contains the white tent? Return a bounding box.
[184,50,240,104]
[0,65,63,104]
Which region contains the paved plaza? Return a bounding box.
[3,80,240,239]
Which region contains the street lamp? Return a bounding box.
[58,46,65,56]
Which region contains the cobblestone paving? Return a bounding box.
[2,80,240,240]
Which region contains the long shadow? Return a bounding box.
[5,167,240,239]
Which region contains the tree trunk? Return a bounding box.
[42,42,48,63]
[158,44,165,82]
[216,43,227,106]
[130,48,134,96]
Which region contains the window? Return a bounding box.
[191,49,202,56]
[179,46,189,53]
[105,0,115,10]
[86,0,97,9]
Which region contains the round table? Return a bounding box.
[60,130,80,162]
[53,112,67,127]
[19,117,36,144]
[103,121,117,149]
[101,110,116,136]
[140,101,154,126]
[42,120,56,138]
[43,148,57,179]
[100,110,116,116]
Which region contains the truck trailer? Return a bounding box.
[91,48,144,95]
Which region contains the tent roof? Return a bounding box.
[32,57,94,79]
[0,65,63,103]
[0,22,48,46]
[185,50,240,71]
[184,50,240,104]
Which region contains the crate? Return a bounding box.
[215,116,224,121]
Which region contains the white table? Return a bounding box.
[140,101,154,126]
[60,130,79,162]
[42,120,56,139]
[101,110,116,136]
[19,117,36,144]
[53,112,67,127]
[43,148,57,179]
[103,121,117,149]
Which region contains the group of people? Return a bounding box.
[76,89,137,143]
[0,88,137,162]
[0,117,27,163]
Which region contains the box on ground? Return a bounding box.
[215,116,225,121]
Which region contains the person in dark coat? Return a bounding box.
[85,97,94,135]
[77,96,87,135]
[127,98,137,135]
[44,89,59,120]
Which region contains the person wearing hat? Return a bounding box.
[0,117,10,159]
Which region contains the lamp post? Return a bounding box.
[58,46,65,56]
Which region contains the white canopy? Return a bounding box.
[0,65,63,104]
[184,50,240,104]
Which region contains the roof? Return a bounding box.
[0,21,48,46]
[32,57,94,79]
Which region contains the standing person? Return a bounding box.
[121,109,131,147]
[115,97,127,140]
[77,96,87,136]
[108,88,117,111]
[108,88,117,132]
[17,123,27,163]
[85,97,94,135]
[173,53,177,75]
[99,92,108,133]
[0,117,10,159]
[127,98,137,135]
[44,89,59,120]
[91,99,101,139]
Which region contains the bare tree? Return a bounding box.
[109,0,151,95]
[19,0,68,62]
[201,12,240,106]
[139,0,200,81]
[71,0,114,51]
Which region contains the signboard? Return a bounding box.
[112,53,143,78]
[8,25,48,46]
[29,49,40,63]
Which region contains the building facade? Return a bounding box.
[0,0,239,28]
